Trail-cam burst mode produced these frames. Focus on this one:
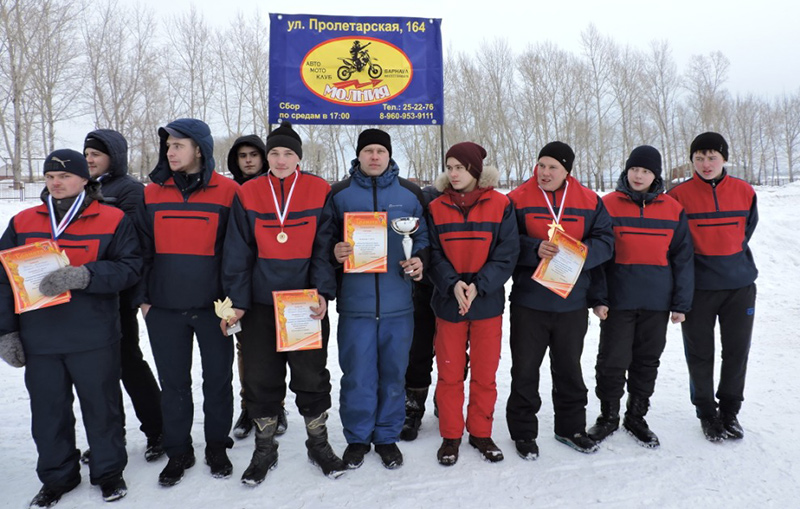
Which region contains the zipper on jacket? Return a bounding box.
[710,180,721,211]
[261,221,309,229]
[372,177,380,320]
[444,237,487,242]
[697,222,738,228]
[619,231,667,237]
[162,215,210,222]
[62,244,90,251]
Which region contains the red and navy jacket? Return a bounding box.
[140,171,239,309]
[138,118,239,309]
[590,179,694,312]
[427,168,519,323]
[223,170,336,308]
[667,170,758,290]
[0,198,142,355]
[508,173,614,312]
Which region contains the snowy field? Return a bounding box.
[1,183,799,508]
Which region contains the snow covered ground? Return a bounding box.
[1,183,799,508]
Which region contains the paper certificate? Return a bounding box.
[344,212,388,273]
[273,289,323,352]
[0,240,71,313]
[532,228,588,299]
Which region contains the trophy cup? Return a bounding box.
[391,216,420,262]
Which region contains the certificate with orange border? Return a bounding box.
[273,289,323,352]
[0,240,71,313]
[344,212,388,273]
[532,228,588,299]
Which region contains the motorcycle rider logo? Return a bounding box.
[338,40,383,81]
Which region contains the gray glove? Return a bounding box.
[39,266,91,296]
[0,331,25,368]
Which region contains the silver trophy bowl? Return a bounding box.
[391,216,420,260]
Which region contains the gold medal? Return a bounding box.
[547,221,565,241]
[277,231,288,243]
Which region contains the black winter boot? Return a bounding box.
[700,414,727,442]
[305,412,346,479]
[623,396,660,448]
[400,387,428,441]
[158,450,196,487]
[587,400,620,443]
[241,417,279,486]
[233,408,253,439]
[205,442,233,479]
[374,443,404,469]
[720,412,744,439]
[514,439,539,460]
[29,477,80,508]
[276,407,289,436]
[99,475,128,502]
[144,434,165,462]
[554,431,598,454]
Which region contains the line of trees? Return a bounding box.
[2,0,798,187]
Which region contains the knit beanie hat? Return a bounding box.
[690,132,728,161]
[83,136,109,155]
[446,142,487,180]
[625,145,662,178]
[538,141,575,172]
[356,128,392,157]
[266,121,303,160]
[43,149,90,179]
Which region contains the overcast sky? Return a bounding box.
[136,0,799,97]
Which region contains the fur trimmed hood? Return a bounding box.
[434,165,500,192]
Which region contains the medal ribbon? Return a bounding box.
[47,191,86,240]
[267,169,299,234]
[539,179,569,231]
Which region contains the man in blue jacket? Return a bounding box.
[0,149,141,506]
[329,129,429,470]
[83,130,164,463]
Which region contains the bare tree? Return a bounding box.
[0,0,50,184]
[609,44,646,175]
[83,0,160,178]
[642,40,682,182]
[730,93,762,183]
[475,39,523,186]
[777,91,800,182]
[30,0,83,154]
[684,51,730,132]
[581,25,620,190]
[164,5,217,119]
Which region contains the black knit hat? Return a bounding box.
[267,121,303,160]
[538,141,575,172]
[625,145,662,178]
[356,128,392,157]
[43,149,90,179]
[84,136,109,155]
[446,142,487,180]
[690,132,728,161]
